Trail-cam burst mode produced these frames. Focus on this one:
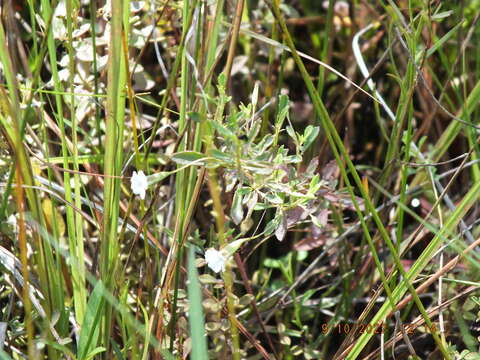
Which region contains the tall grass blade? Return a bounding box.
[187,246,209,360]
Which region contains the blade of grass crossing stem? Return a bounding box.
[462,47,480,183]
[410,78,480,190]
[66,0,87,325]
[316,0,335,98]
[395,91,414,259]
[41,0,80,341]
[170,0,193,350]
[187,246,209,360]
[379,36,417,193]
[143,1,198,160]
[347,179,480,359]
[269,2,451,358]
[432,79,480,162]
[102,0,128,350]
[194,0,223,150]
[139,301,152,360]
[385,19,417,262]
[262,0,279,135]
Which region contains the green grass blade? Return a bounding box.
[346,179,480,359]
[101,0,128,350]
[77,280,106,360]
[187,246,209,360]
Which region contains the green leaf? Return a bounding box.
[302,126,320,152]
[247,120,261,143]
[244,189,258,218]
[254,202,274,210]
[111,339,124,360]
[263,253,290,269]
[210,120,235,140]
[218,72,227,88]
[265,192,284,204]
[210,148,233,163]
[255,134,274,154]
[307,175,321,195]
[188,111,202,123]
[222,237,249,257]
[286,125,298,143]
[310,214,324,230]
[275,210,287,241]
[296,250,308,261]
[284,154,302,163]
[243,162,273,175]
[425,21,462,59]
[275,94,289,129]
[263,257,283,269]
[171,151,206,166]
[148,171,171,185]
[0,349,13,360]
[263,210,281,236]
[231,188,244,225]
[77,280,105,360]
[198,274,219,284]
[431,10,453,21]
[85,347,107,360]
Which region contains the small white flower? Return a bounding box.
[99,0,112,21]
[7,214,17,229]
[205,248,226,273]
[411,198,420,208]
[54,0,67,18]
[72,23,90,38]
[75,40,94,62]
[58,68,70,82]
[58,55,69,67]
[52,17,66,40]
[20,98,44,110]
[130,170,148,199]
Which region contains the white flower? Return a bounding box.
[205,248,226,273]
[52,0,67,40]
[72,23,90,38]
[411,198,420,208]
[7,214,17,229]
[54,0,67,18]
[75,40,94,62]
[58,68,70,82]
[52,17,66,40]
[99,0,112,21]
[130,170,148,199]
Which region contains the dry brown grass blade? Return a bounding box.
[362,286,479,360]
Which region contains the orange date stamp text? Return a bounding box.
[321,322,438,335]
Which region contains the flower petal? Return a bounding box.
[205,248,226,273]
